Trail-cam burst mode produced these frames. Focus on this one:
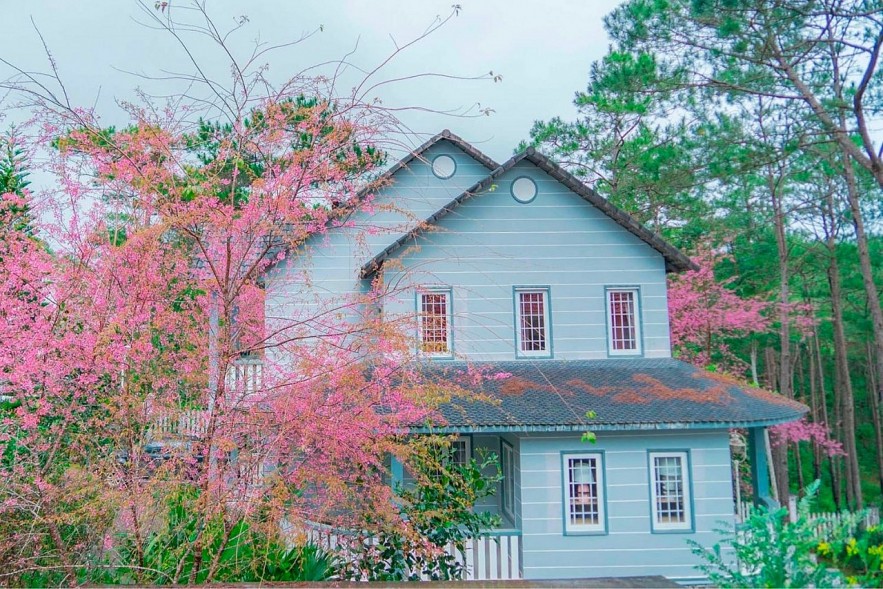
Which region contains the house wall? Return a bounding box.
[381,160,672,361]
[263,140,494,353]
[518,429,733,581]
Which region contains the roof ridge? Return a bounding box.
[360,148,695,278]
[362,130,499,191]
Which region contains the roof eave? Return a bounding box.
[411,413,806,435]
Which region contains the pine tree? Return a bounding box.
[0,129,33,236]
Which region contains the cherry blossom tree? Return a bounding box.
[0,4,495,584]
[667,249,769,369]
[770,418,845,459]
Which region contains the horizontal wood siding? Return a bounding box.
[263,141,494,355]
[381,161,672,361]
[518,430,732,580]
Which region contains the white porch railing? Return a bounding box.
[304,522,522,581]
[459,531,522,581]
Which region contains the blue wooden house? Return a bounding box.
[263,130,806,582]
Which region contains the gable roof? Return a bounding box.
[259,130,499,280]
[414,359,807,434]
[363,129,500,189]
[360,147,696,278]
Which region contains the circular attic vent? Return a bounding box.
[511,176,538,203]
[431,154,457,179]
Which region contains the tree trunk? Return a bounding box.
[814,330,842,509]
[831,48,883,500]
[808,338,822,481]
[770,172,792,505]
[868,343,883,495]
[841,148,883,447]
[824,191,863,509]
[750,340,760,387]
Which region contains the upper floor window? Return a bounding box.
[515,288,551,357]
[606,287,641,355]
[649,451,692,532]
[563,453,606,534]
[418,288,452,356]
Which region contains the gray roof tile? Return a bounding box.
[416,359,806,432]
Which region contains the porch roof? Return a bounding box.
[414,359,807,433]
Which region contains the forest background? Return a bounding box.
[523,0,883,512]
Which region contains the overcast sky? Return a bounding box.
[1,0,622,163]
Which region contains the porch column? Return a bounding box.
[747,426,778,509]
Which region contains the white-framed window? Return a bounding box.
[515,288,551,357]
[606,287,641,355]
[563,453,606,534]
[649,451,692,532]
[418,288,452,355]
[450,436,471,467]
[501,441,516,520]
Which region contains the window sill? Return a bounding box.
[563,528,608,536]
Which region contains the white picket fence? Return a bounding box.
[737,499,880,541]
[304,521,522,581]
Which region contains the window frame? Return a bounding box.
[648,450,694,533]
[514,286,552,358]
[416,287,453,357]
[561,451,607,535]
[605,286,643,356]
[501,440,516,521]
[449,435,472,468]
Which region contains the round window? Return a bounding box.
[511,176,538,203]
[431,155,457,179]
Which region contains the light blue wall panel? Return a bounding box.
[381,161,672,360]
[516,430,733,581]
[263,141,495,359]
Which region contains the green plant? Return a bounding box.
[819,524,883,587]
[689,480,848,587]
[96,487,338,585]
[343,438,501,581]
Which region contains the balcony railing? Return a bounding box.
[151,409,209,438]
[225,356,263,403]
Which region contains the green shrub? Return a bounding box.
[819,524,883,587]
[690,480,848,587]
[91,487,337,585]
[341,438,501,581]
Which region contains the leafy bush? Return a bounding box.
[341,438,501,581]
[690,480,848,587]
[819,525,883,587]
[83,487,337,585]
